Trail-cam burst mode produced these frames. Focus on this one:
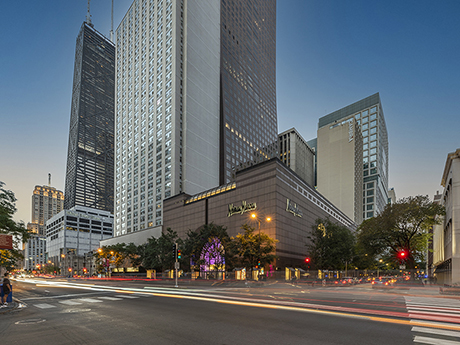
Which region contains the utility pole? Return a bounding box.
[174,243,179,288]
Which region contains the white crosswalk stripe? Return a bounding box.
[59,300,83,305]
[79,298,103,303]
[97,296,123,301]
[405,296,460,344]
[34,303,56,309]
[32,294,143,310]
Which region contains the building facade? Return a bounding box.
[113,0,277,239]
[317,119,363,224]
[163,159,355,267]
[279,128,315,187]
[24,184,64,270]
[317,93,389,221]
[432,149,460,284]
[64,22,115,213]
[46,206,114,275]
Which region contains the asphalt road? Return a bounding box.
[1,278,459,345]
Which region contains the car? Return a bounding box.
[371,278,393,289]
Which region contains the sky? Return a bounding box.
[1,0,459,224]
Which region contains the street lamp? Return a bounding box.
[250,213,271,274]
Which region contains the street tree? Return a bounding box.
[183,223,234,275]
[0,181,31,270]
[306,218,355,270]
[139,228,182,271]
[231,224,278,272]
[357,195,445,269]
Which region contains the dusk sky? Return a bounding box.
[1,0,459,223]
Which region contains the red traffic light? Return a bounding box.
[305,257,310,263]
[397,250,408,259]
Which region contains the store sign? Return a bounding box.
[0,234,13,250]
[227,201,257,217]
[286,199,302,217]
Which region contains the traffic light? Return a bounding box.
[258,260,261,266]
[397,249,408,261]
[177,249,182,259]
[305,257,310,264]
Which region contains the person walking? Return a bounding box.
[1,272,12,307]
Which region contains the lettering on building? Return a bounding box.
[286,199,303,217]
[227,201,257,217]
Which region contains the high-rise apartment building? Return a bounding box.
[25,184,64,270]
[27,185,64,236]
[113,0,277,237]
[279,128,315,187]
[317,93,389,221]
[64,21,115,213]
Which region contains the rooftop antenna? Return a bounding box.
[48,173,51,187]
[110,0,114,42]
[86,0,93,27]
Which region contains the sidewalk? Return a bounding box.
[0,299,21,314]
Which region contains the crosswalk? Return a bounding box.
[405,296,460,344]
[32,294,141,309]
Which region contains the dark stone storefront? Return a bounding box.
[163,159,355,268]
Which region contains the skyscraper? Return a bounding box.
[113,0,277,237]
[25,184,64,270]
[317,93,389,221]
[64,21,115,213]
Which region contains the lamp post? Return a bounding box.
[250,213,271,277]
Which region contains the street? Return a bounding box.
[1,278,460,344]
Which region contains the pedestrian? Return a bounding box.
[1,272,12,307]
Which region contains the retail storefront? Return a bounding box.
[163,159,355,267]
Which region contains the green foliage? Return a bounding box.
[231,224,278,271]
[307,218,355,270]
[0,181,32,270]
[139,228,182,271]
[357,195,445,269]
[95,242,140,273]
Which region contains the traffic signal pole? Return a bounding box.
[175,242,178,288]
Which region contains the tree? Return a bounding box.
[183,223,234,274]
[306,218,355,270]
[231,224,278,272]
[0,181,31,270]
[357,195,445,269]
[139,228,181,271]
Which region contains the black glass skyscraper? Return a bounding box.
[64,22,115,213]
[220,0,278,184]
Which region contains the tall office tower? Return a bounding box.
[25,184,64,270]
[114,0,277,237]
[317,93,389,221]
[317,119,363,224]
[64,21,115,213]
[279,128,315,187]
[220,0,277,182]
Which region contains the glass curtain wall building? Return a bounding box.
[220,0,277,183]
[64,22,115,213]
[114,0,277,237]
[317,93,389,220]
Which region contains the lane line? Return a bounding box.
[59,300,83,305]
[34,303,56,309]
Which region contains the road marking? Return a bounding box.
[34,303,56,309]
[413,335,460,344]
[412,326,460,338]
[116,295,139,299]
[79,298,103,303]
[59,300,82,305]
[98,296,122,301]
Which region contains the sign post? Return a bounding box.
[174,243,179,288]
